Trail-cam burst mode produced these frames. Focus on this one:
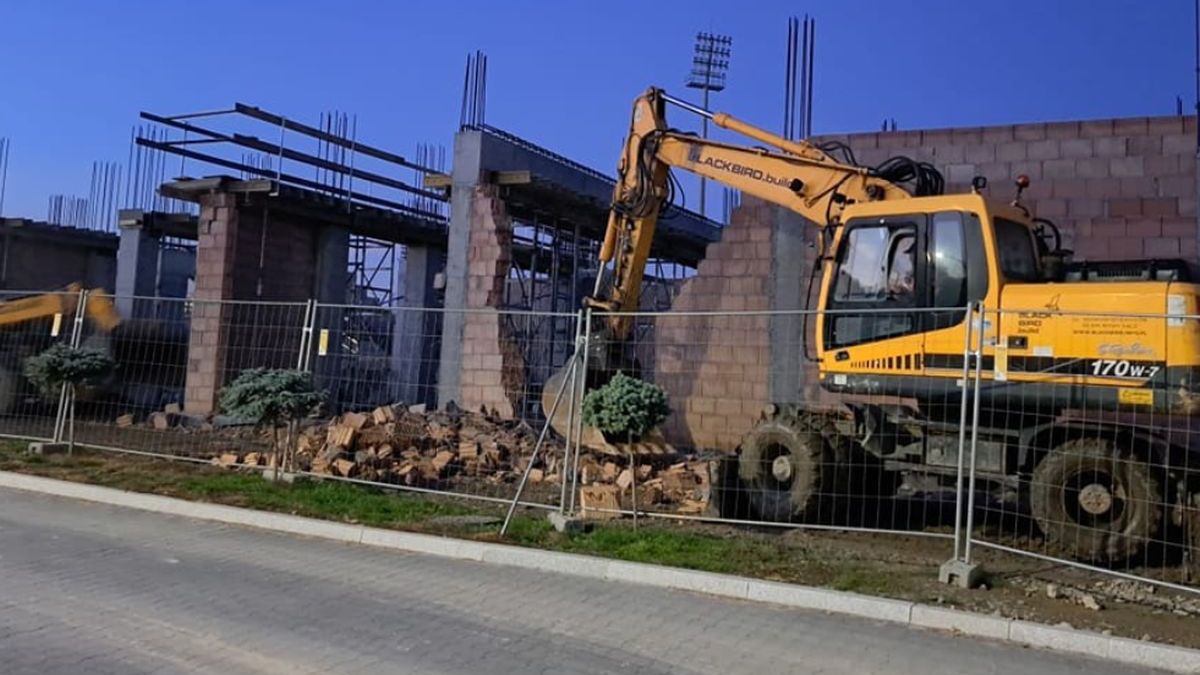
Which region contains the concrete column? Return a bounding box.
[114,219,162,319]
[393,245,441,406]
[313,226,349,304]
[437,130,484,408]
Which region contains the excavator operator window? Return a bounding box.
[994,218,1040,282]
[827,219,923,348]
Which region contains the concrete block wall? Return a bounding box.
[819,115,1199,262]
[653,198,774,451]
[457,185,528,417]
[647,115,1200,451]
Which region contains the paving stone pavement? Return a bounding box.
[0,487,1169,674]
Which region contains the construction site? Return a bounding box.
[7,10,1200,655]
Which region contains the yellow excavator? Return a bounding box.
[0,284,121,413]
[551,87,1200,563]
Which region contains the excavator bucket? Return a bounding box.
[84,290,121,333]
[540,364,676,457]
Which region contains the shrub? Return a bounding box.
[23,344,115,396]
[581,372,670,440]
[219,368,325,427]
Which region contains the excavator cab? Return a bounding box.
[815,194,1030,406]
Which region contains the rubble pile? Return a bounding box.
[132,401,713,516]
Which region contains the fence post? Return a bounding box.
[296,298,317,371]
[567,308,593,515]
[559,310,585,514]
[950,301,976,562]
[52,288,90,444]
[500,344,581,536]
[963,304,987,565]
[939,301,986,589]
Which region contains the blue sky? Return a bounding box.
[0,0,1194,218]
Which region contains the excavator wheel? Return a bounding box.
[1030,437,1162,563]
[736,408,849,522]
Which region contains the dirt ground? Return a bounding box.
[627,515,1200,649]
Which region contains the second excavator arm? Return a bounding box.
[590,87,933,340]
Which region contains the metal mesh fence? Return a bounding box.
[963,307,1200,592]
[66,295,309,462]
[567,307,975,535]
[0,290,84,442]
[295,303,579,508]
[13,291,1200,594]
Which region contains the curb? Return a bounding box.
[1,470,1197,673]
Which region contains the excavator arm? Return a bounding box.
[591,87,914,339]
[0,283,121,333]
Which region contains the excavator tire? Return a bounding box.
[1030,437,1162,563]
[736,408,849,522]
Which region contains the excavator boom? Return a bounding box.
[591,88,915,338]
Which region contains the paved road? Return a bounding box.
[0,488,1167,675]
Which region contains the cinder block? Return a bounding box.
[1108,198,1143,217]
[1110,236,1143,254]
[980,126,1013,144]
[1027,139,1060,160]
[1080,119,1115,137]
[1067,199,1104,218]
[1125,219,1162,237]
[1147,116,1186,136]
[1162,217,1195,238]
[699,414,730,432]
[963,145,995,163]
[1060,138,1093,158]
[1043,159,1075,179]
[1127,136,1163,156]
[1045,121,1080,140]
[1073,238,1110,260]
[1009,161,1043,179]
[1013,123,1047,141]
[1143,197,1180,218]
[1092,220,1128,238]
[1093,136,1128,158]
[1157,175,1195,198]
[1163,133,1194,156]
[976,162,1009,180]
[1110,157,1145,178]
[1050,178,1088,198]
[1114,118,1150,136]
[1142,153,1180,177]
[995,142,1027,162]
[950,127,982,145]
[930,145,965,163]
[1034,198,1067,217]
[944,163,977,183]
[1075,157,1110,179]
[1113,179,1155,201]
